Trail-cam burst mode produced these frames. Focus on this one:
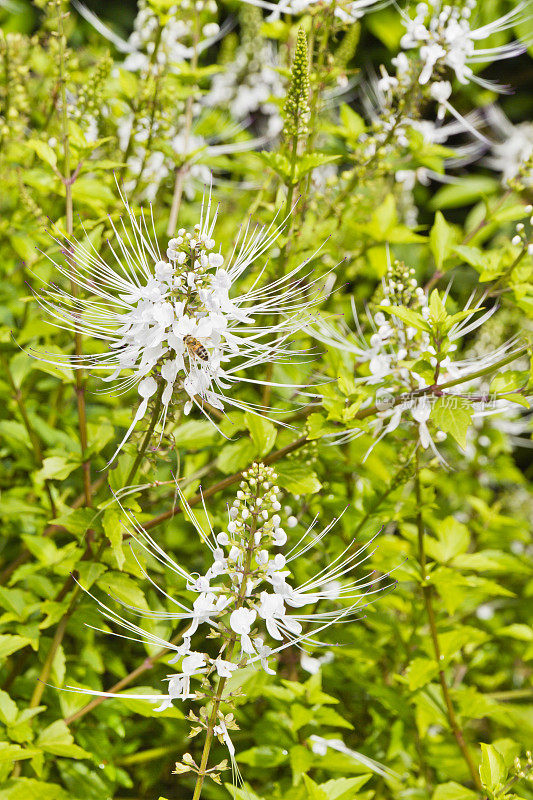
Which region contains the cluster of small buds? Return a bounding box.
[283,28,310,141]
[513,751,533,781]
[18,178,47,228]
[0,32,30,140]
[74,54,111,124]
[164,224,223,296]
[511,205,533,255]
[381,259,424,308]
[288,439,319,467]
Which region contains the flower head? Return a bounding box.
[34,188,324,461]
[65,463,392,757]
[241,0,385,24]
[312,258,526,462]
[399,0,526,89]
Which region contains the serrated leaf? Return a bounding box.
[244,412,276,456]
[380,305,431,332]
[430,211,457,270]
[406,658,439,691]
[0,635,32,660]
[37,720,90,759]
[103,507,125,570]
[431,397,473,449]
[26,140,57,169]
[479,743,506,791]
[433,782,479,800]
[276,462,321,494]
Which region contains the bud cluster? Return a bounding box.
[0,32,30,141]
[283,28,310,141]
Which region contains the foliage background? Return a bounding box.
[0,1,532,800]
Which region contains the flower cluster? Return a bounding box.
[244,0,384,24]
[35,189,322,461]
[314,258,523,461]
[399,0,525,89]
[75,0,222,76]
[70,463,387,770]
[203,5,284,137]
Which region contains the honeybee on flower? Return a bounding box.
[33,187,325,462]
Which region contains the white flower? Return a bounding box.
[213,658,238,678]
[257,591,302,640]
[73,0,224,75]
[35,187,324,461]
[229,607,257,654]
[241,0,384,24]
[311,264,525,462]
[399,0,526,89]
[485,105,533,186]
[66,464,392,720]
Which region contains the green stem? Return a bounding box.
[167,11,199,237]
[142,434,308,531]
[57,1,92,507]
[414,455,482,790]
[1,356,56,516]
[356,344,529,422]
[191,497,259,800]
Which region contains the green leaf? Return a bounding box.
[339,104,365,139]
[217,439,257,474]
[118,68,139,98]
[0,743,40,763]
[237,745,289,767]
[302,774,328,800]
[0,635,32,660]
[103,507,125,570]
[427,517,470,563]
[379,305,431,332]
[26,140,57,169]
[431,397,474,449]
[174,420,218,449]
[97,572,149,611]
[36,720,90,759]
[479,743,506,792]
[0,690,18,725]
[497,624,533,641]
[433,782,479,800]
[276,462,322,494]
[406,658,439,691]
[320,776,372,799]
[430,211,457,270]
[255,151,291,181]
[296,153,341,180]
[244,412,276,456]
[430,177,499,209]
[35,457,79,483]
[50,508,97,538]
[1,778,72,800]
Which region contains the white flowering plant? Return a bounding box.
[0,1,533,799]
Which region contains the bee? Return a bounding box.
[183,335,209,362]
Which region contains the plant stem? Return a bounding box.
[356,344,529,422]
[141,434,308,531]
[57,1,91,507]
[414,455,482,790]
[166,11,199,237]
[191,493,259,800]
[29,539,106,709]
[2,356,56,517]
[125,382,165,487]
